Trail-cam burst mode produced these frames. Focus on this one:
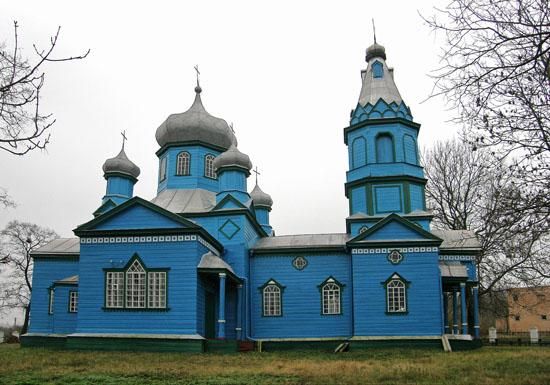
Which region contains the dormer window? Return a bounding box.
[372,61,383,78]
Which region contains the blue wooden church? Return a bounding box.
[23,42,482,352]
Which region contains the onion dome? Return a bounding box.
[213,144,252,174]
[365,42,386,62]
[251,184,273,208]
[155,86,237,150]
[102,148,140,179]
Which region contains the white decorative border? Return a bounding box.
[352,247,438,254]
[439,255,476,261]
[80,235,218,255]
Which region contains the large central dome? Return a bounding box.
[155,86,237,150]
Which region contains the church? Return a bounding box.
[22,42,482,352]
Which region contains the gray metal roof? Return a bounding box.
[197,252,236,275]
[155,86,237,150]
[151,188,216,214]
[55,275,79,284]
[102,148,140,179]
[432,230,481,251]
[439,262,468,278]
[347,210,433,220]
[213,144,252,172]
[358,43,403,107]
[250,184,273,208]
[32,238,80,256]
[253,233,349,251]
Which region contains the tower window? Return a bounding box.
[372,61,383,78]
[376,134,395,163]
[159,156,167,182]
[176,152,190,176]
[351,136,367,169]
[204,154,216,179]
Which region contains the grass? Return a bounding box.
[1,344,549,385]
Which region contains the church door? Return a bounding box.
[205,291,216,339]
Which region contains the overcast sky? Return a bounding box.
[0,0,459,241]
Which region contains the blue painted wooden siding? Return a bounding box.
[409,184,425,211]
[157,146,221,194]
[351,137,367,169]
[219,170,247,193]
[28,259,79,334]
[104,176,134,204]
[352,251,443,336]
[403,135,418,165]
[350,186,367,215]
[51,286,78,334]
[250,254,352,339]
[361,221,427,241]
[94,205,186,230]
[374,185,403,214]
[76,241,208,335]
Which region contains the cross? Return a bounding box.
[194,64,200,87]
[372,19,377,44]
[121,130,127,150]
[252,166,261,185]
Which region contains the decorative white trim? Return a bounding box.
[80,234,218,254]
[352,247,438,254]
[439,255,476,261]
[217,319,226,323]
[218,273,227,278]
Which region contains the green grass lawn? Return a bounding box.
[1,344,549,385]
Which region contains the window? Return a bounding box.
[351,136,367,169]
[105,255,168,310]
[69,291,78,313]
[261,280,283,316]
[148,272,167,308]
[387,250,403,265]
[376,134,395,163]
[372,61,383,78]
[321,278,342,315]
[176,152,190,176]
[48,288,54,314]
[159,156,167,181]
[106,271,124,308]
[204,154,216,179]
[292,256,308,270]
[385,274,408,313]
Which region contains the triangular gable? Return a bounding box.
[74,197,198,233]
[212,195,247,211]
[93,199,118,217]
[348,213,441,244]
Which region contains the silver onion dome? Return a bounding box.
[102,148,140,179]
[155,86,237,150]
[213,144,252,173]
[365,42,386,62]
[251,183,273,208]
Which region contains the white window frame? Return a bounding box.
[147,271,167,309]
[322,282,341,315]
[159,156,167,181]
[48,288,54,314]
[204,154,216,179]
[387,279,407,313]
[126,260,146,308]
[69,291,78,313]
[176,152,190,176]
[263,284,281,316]
[106,271,124,308]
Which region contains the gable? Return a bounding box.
[361,220,425,241]
[94,204,186,230]
[212,195,247,211]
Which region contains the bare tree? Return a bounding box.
[0,220,58,334]
[0,21,89,155]
[424,138,549,298]
[423,0,550,209]
[0,187,15,208]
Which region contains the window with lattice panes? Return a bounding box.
[176,152,190,176]
[322,282,341,315]
[204,154,216,179]
[106,271,124,308]
[148,271,167,308]
[126,260,146,308]
[69,291,78,313]
[263,284,281,316]
[386,278,407,313]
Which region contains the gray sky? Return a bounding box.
[0,0,459,242]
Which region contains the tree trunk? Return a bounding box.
[21,303,30,335]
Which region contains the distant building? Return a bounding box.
[22,42,482,352]
[496,286,550,332]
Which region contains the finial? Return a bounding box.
[372,19,377,44]
[229,122,235,134]
[194,64,202,93]
[121,130,127,150]
[253,166,261,185]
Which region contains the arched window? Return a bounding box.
[176,152,190,175]
[126,260,146,308]
[261,280,283,316]
[322,282,341,315]
[376,134,395,163]
[351,136,367,169]
[372,61,384,78]
[204,154,216,179]
[159,156,167,182]
[385,274,408,313]
[403,135,418,164]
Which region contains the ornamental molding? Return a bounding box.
[352,247,438,254]
[80,235,218,255]
[439,255,476,261]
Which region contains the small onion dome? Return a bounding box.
[102,148,140,180]
[155,86,237,150]
[365,42,386,62]
[213,144,252,175]
[251,184,273,208]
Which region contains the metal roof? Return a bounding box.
[197,252,236,275]
[347,210,433,220]
[213,144,252,172]
[32,238,80,256]
[151,188,216,214]
[250,183,273,208]
[253,233,349,251]
[432,230,481,251]
[102,147,140,179]
[55,275,79,285]
[439,262,469,278]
